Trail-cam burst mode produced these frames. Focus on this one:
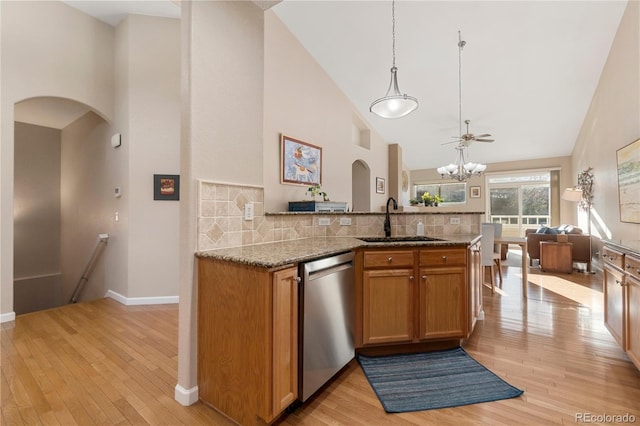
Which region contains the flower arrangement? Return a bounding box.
[421,192,443,206]
[307,184,329,201]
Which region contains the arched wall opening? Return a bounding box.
[13,96,112,314]
[352,159,371,212]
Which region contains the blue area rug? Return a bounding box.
[357,347,524,413]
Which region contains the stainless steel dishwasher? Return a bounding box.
[298,251,355,403]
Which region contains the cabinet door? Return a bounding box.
[362,269,414,345]
[272,267,299,414]
[626,275,640,370]
[418,267,467,340]
[604,264,625,347]
[468,242,482,334]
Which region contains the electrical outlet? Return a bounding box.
[339,217,352,226]
[319,218,331,226]
[244,203,254,220]
[450,217,461,225]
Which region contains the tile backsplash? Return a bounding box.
[198,180,481,251]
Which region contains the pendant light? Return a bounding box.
[370,0,418,119]
[437,31,486,181]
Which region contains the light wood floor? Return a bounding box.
[3,258,640,425]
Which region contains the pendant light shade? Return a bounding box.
[370,67,419,118]
[370,0,418,119]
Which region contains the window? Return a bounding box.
[487,170,552,236]
[414,182,466,204]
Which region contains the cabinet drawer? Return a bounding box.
[420,248,466,267]
[625,255,640,282]
[363,250,414,268]
[603,246,625,270]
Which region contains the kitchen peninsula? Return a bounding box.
[196,233,482,425]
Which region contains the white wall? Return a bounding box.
[178,0,266,398]
[117,15,181,299]
[60,112,111,303]
[1,1,114,318]
[572,0,640,242]
[263,10,389,213]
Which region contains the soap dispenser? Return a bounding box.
[416,220,425,236]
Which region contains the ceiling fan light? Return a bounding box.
[445,163,458,173]
[370,67,419,119]
[475,164,487,172]
[464,162,476,172]
[437,166,448,175]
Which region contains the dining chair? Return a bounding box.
[481,223,502,293]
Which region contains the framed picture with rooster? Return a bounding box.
[281,134,322,186]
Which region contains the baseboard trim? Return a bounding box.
[0,312,16,323]
[105,290,179,306]
[174,384,199,406]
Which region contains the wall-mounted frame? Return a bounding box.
[281,134,322,185]
[616,138,640,223]
[154,174,180,201]
[376,177,385,194]
[470,186,481,198]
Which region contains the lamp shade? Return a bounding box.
[370,67,418,119]
[562,188,583,202]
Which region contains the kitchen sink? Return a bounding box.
[358,236,443,243]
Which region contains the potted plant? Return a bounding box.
[307,184,329,201]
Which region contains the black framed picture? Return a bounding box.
[154,174,180,201]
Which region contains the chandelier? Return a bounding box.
[437,145,487,181]
[437,31,487,181]
[369,0,418,119]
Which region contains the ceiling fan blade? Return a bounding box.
[474,139,495,142]
[441,140,460,145]
[474,134,492,138]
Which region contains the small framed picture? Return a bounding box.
[376,177,385,194]
[154,174,180,201]
[470,186,481,198]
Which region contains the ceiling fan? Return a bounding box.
[443,119,495,146]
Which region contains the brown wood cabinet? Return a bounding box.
[603,243,640,371]
[198,258,298,425]
[603,246,626,347]
[540,241,573,273]
[356,245,473,350]
[624,254,640,369]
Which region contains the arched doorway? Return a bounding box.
[13,96,110,314]
[351,160,371,212]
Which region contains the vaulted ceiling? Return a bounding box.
[58,1,628,171]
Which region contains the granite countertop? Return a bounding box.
[196,234,481,268]
[603,239,640,256]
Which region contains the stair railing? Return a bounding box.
[68,233,109,304]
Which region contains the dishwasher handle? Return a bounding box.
[301,251,354,279]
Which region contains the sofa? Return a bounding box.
[525,225,591,271]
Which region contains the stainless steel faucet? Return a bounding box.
[384,197,398,237]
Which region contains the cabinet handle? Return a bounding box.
[409,276,414,281]
[295,277,301,283]
[422,275,427,280]
[442,256,448,262]
[388,257,393,263]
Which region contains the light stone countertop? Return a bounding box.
[196,234,481,268]
[603,239,640,256]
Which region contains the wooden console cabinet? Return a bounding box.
[355,244,477,351]
[603,242,640,371]
[198,258,298,425]
[540,241,573,273]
